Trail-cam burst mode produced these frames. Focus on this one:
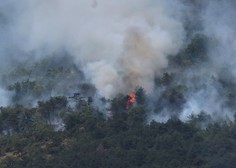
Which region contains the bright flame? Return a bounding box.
[126,92,136,109]
[128,92,136,103]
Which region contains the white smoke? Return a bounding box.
[179,75,233,122]
[0,88,11,106]
[175,0,236,122]
[4,0,236,123]
[0,0,186,98]
[202,0,236,77]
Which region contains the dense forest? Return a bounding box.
[1,34,236,167]
[1,94,236,168]
[1,0,236,167]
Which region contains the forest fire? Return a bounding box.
[126,92,136,109]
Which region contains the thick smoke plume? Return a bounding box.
[0,0,185,97]
[177,0,236,122]
[1,0,236,123]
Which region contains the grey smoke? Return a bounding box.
[182,0,236,122]
[156,0,236,122]
[0,0,186,98]
[1,0,236,123]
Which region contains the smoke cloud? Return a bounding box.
[1,0,236,123]
[182,0,236,122]
[0,0,186,98]
[154,0,236,122]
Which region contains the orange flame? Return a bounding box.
[126,92,136,109]
[128,92,136,103]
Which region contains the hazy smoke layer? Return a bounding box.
[0,0,186,97]
[149,0,236,123]
[180,0,236,122]
[1,0,236,122]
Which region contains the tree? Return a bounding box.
[135,87,146,106]
[37,96,68,126]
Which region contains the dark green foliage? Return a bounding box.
[1,96,236,168]
[189,111,213,128]
[156,85,187,116]
[155,72,174,86]
[0,34,236,167]
[37,96,68,125]
[2,55,85,107]
[110,94,127,113]
[78,83,97,97]
[135,87,146,106]
[170,33,208,68]
[0,112,233,168]
[0,105,37,134]
[7,80,43,103]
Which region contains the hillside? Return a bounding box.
[1,0,236,167]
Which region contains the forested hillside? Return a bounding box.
[1,101,236,168]
[1,0,236,167]
[0,47,236,167]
